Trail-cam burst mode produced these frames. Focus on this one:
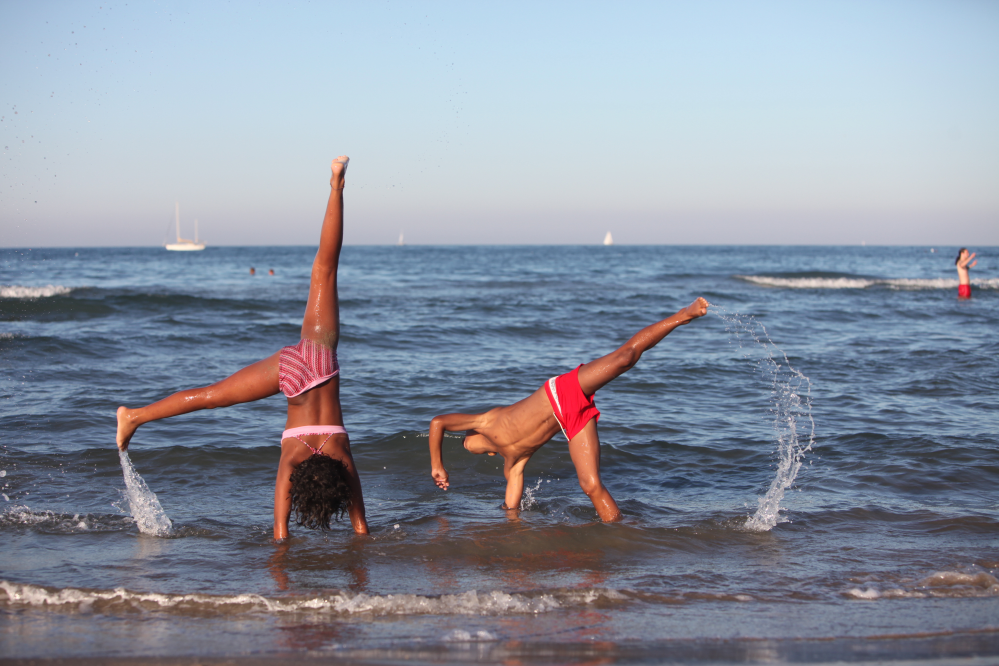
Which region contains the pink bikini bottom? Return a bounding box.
[281,425,348,455]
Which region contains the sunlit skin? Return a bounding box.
[428,298,709,522]
[116,158,368,539]
[956,249,976,285]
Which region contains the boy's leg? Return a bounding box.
[577,297,708,395]
[301,157,348,348]
[568,420,621,521]
[116,352,280,449]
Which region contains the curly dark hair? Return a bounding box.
[288,454,352,530]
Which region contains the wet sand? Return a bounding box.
[3,630,999,665]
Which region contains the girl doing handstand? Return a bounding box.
[116,157,367,539]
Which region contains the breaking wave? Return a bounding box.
[736,276,999,290]
[847,571,999,600]
[0,580,624,617]
[0,285,75,299]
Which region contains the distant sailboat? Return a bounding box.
[398,232,405,246]
[165,202,206,251]
[603,231,613,246]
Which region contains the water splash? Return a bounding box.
[520,478,544,510]
[713,308,814,531]
[118,450,172,536]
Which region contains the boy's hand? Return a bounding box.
[432,466,450,490]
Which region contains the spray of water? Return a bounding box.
[713,308,814,531]
[519,478,545,510]
[118,450,172,536]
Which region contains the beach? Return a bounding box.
[1,245,997,663]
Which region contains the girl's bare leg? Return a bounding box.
[567,420,621,521]
[301,157,348,348]
[577,297,709,396]
[116,352,281,450]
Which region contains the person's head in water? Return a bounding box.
[955,248,968,265]
[268,269,275,276]
[249,267,256,275]
[288,454,352,530]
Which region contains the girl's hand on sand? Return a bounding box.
[432,467,450,490]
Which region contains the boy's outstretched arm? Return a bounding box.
[428,413,485,490]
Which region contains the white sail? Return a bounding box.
[166,202,206,251]
[398,232,405,246]
[603,231,613,246]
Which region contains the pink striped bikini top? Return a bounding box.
[278,339,340,398]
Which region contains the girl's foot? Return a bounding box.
[116,406,139,451]
[331,156,349,190]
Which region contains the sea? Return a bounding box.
[1,245,997,664]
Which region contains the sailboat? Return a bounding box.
[165,202,206,251]
[398,232,405,246]
[603,231,613,246]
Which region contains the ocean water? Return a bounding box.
[0,245,997,663]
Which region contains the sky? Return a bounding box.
[1,0,997,247]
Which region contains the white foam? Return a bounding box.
[847,587,881,600]
[920,571,999,593]
[0,505,132,532]
[119,450,172,536]
[846,571,999,601]
[715,310,814,532]
[442,629,498,642]
[0,580,595,616]
[737,276,999,291]
[884,278,958,290]
[738,276,873,289]
[0,285,73,299]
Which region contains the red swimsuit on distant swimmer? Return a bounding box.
[958,284,972,299]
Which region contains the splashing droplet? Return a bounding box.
[118,450,172,536]
[714,309,814,531]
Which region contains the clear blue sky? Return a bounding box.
[2,1,997,246]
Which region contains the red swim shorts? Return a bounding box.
[543,365,600,440]
[958,284,972,299]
